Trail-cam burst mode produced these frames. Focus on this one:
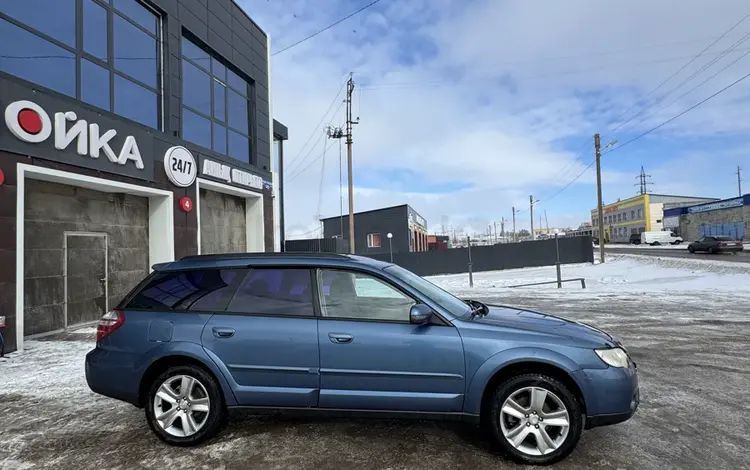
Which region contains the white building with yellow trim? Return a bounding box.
[590,194,718,243]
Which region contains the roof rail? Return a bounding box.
[179,252,351,261]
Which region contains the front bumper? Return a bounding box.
[573,361,639,429]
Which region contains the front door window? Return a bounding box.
[318,270,415,322]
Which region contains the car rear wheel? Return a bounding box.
[145,365,226,446]
[487,374,583,465]
[708,246,717,254]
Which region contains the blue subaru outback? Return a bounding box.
[86,253,639,465]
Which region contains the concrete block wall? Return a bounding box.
[199,188,247,254]
[680,206,746,240]
[24,180,149,335]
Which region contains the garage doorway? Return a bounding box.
[64,232,108,329]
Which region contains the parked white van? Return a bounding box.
[641,231,683,246]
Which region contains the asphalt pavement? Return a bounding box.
[2,294,749,469]
[604,245,750,263]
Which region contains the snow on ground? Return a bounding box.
[428,254,750,296]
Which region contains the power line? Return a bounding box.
[609,11,750,132]
[611,28,750,133]
[287,140,338,182]
[284,81,347,171]
[605,69,750,155]
[272,0,383,56]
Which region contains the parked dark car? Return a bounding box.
[688,236,744,254]
[86,253,639,465]
[629,233,641,245]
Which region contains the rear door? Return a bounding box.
[201,268,320,407]
[315,268,465,412]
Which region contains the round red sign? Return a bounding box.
[179,196,193,212]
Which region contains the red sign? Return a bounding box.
[0,169,4,186]
[179,196,193,212]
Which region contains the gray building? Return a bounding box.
[590,193,718,243]
[321,205,428,255]
[0,0,288,352]
[664,194,750,241]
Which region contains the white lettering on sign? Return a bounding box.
[163,146,197,187]
[4,100,144,170]
[687,197,744,214]
[201,158,263,190]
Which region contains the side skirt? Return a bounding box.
[229,406,481,424]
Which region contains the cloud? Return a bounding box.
[245,0,750,236]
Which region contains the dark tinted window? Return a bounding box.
[83,0,108,61]
[213,123,227,154]
[114,74,158,128]
[0,19,76,96]
[227,269,314,316]
[716,236,734,241]
[183,59,211,114]
[113,13,157,87]
[81,59,111,110]
[183,108,212,149]
[127,269,243,311]
[181,36,252,159]
[1,0,76,46]
[113,0,156,34]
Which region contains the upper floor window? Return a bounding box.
[0,0,161,129]
[181,36,252,164]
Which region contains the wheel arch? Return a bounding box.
[478,361,588,421]
[137,353,237,408]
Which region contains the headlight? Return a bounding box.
[595,347,630,368]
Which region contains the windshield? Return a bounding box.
[384,264,471,317]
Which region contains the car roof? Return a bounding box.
[152,252,394,272]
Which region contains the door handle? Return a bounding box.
[212,327,235,338]
[328,333,353,344]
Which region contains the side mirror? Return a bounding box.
[409,304,433,325]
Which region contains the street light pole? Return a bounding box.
[387,232,393,263]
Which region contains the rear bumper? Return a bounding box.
[85,348,141,406]
[718,247,744,252]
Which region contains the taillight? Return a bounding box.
[96,309,125,342]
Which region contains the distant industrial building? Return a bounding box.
[664,194,750,241]
[591,194,718,243]
[320,204,428,255]
[428,235,450,251]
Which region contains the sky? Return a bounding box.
[242,0,750,239]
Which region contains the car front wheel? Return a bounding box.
[488,374,583,465]
[688,246,695,253]
[145,365,226,446]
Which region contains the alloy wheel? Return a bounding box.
[499,386,570,456]
[153,375,211,437]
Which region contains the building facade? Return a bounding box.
[590,194,718,243]
[664,194,750,241]
[320,204,428,256]
[0,0,287,352]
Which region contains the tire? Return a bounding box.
[145,365,226,446]
[708,246,717,254]
[651,242,660,246]
[688,246,695,253]
[487,374,584,465]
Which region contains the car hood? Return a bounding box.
[472,304,616,347]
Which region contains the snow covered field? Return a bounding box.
[1,255,748,469]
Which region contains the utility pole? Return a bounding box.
[544,210,550,234]
[512,207,517,243]
[737,166,743,197]
[530,195,535,240]
[500,217,506,241]
[344,73,358,253]
[595,134,605,264]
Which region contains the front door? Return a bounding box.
[201,268,320,407]
[316,269,465,412]
[64,232,107,328]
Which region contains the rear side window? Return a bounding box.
[226,268,314,317]
[126,269,245,311]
